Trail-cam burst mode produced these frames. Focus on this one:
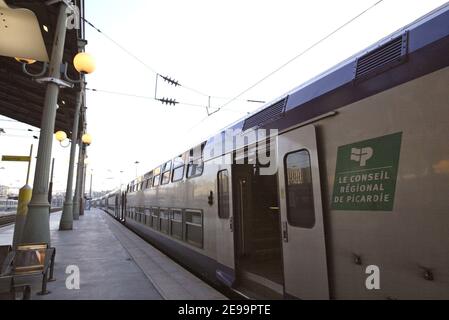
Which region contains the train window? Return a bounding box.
[185,210,203,248]
[139,208,145,224]
[160,209,170,234]
[217,170,230,219]
[145,208,152,227]
[170,209,183,240]
[187,144,205,179]
[151,208,160,230]
[284,150,315,229]
[172,156,185,182]
[161,161,172,185]
[153,175,160,187]
[187,161,204,179]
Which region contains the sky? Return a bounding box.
[0,0,448,194]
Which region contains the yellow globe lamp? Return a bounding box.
[82,133,93,146]
[15,57,36,64]
[73,52,96,74]
[55,131,67,142]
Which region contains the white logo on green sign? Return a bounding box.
[350,147,373,167]
[332,132,402,211]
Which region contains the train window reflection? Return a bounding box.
[172,156,185,182]
[217,170,230,219]
[151,208,160,230]
[160,209,170,234]
[185,210,203,248]
[153,175,160,187]
[170,209,183,240]
[187,161,204,179]
[161,161,172,185]
[284,150,316,229]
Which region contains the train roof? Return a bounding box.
[222,2,449,134]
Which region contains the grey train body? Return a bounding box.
[95,4,449,300]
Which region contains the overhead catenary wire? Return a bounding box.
[85,87,251,114]
[83,17,217,99]
[0,133,39,140]
[218,0,385,112]
[186,0,385,133]
[0,128,40,132]
[82,16,266,111]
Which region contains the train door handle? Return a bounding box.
[282,221,289,243]
[230,216,234,232]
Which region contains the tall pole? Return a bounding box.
[72,142,84,220]
[21,3,68,245]
[48,158,55,206]
[25,144,33,185]
[80,161,87,216]
[89,170,93,199]
[59,83,84,230]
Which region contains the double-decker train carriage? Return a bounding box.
[96,3,449,300]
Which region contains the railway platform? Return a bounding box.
[0,209,227,300]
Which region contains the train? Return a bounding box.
[94,4,449,300]
[0,199,18,213]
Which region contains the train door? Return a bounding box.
[232,149,284,299]
[277,125,329,299]
[215,163,236,287]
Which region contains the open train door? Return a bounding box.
[277,125,329,299]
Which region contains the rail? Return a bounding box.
[0,208,62,227]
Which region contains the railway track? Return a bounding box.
[0,214,16,227]
[0,208,62,228]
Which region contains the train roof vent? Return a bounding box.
[355,32,408,82]
[243,97,288,131]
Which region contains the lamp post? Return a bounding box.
[58,55,95,228]
[73,133,92,219]
[16,0,96,243]
[21,2,70,245]
[59,83,83,228]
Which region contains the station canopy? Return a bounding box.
[0,0,85,138]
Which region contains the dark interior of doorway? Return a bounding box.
[232,163,284,299]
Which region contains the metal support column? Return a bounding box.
[21,3,68,245]
[80,161,87,216]
[72,142,84,220]
[59,83,84,230]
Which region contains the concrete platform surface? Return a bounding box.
[0,209,227,300]
[1,210,162,300]
[105,213,227,300]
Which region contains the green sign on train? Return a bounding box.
[331,132,402,211]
